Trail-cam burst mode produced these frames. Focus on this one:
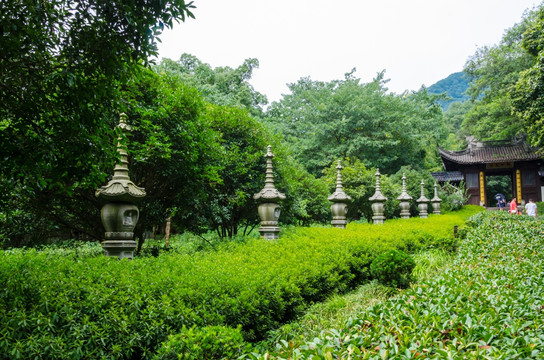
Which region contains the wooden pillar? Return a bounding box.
[479,171,485,206]
[516,169,522,201]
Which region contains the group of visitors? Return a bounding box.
[499,196,538,218]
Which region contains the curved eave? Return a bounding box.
[438,145,543,165]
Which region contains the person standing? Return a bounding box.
[509,197,518,214]
[525,199,538,218]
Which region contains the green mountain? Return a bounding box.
[427,72,470,110]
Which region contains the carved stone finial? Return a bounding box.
[96,114,146,203]
[369,168,387,202]
[253,145,285,202]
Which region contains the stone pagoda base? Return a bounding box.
[102,240,137,260]
[258,226,281,240]
[372,215,385,224]
[331,219,347,228]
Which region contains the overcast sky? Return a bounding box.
[157,0,540,104]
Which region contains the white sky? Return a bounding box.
[157,0,540,104]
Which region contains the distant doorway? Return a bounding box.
[485,174,513,207]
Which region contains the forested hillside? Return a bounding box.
[427,72,470,110]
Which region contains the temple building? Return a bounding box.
[432,137,543,206]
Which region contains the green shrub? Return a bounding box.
[370,249,415,288]
[154,325,250,360]
[252,211,544,359]
[537,201,544,217]
[0,206,482,359]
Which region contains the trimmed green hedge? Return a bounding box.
[0,206,481,359]
[251,211,544,359]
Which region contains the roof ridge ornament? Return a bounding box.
[328,160,351,202]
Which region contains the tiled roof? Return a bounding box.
[431,171,463,182]
[438,140,542,165]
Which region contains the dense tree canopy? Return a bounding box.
[155,54,268,118]
[265,71,447,176]
[461,8,538,140]
[511,7,544,149]
[0,0,195,196]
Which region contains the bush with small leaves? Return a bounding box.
[154,325,250,360]
[370,249,415,288]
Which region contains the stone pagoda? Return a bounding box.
[397,173,412,219]
[431,182,442,215]
[96,113,146,259]
[416,180,430,218]
[253,145,285,240]
[369,168,387,224]
[328,160,351,228]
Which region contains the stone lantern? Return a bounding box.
[95,113,146,259]
[397,173,412,219]
[253,145,285,240]
[416,180,430,219]
[369,168,387,224]
[431,182,442,215]
[328,160,351,228]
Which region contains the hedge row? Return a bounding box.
[250,211,544,359]
[0,207,481,359]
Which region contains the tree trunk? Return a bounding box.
[136,229,146,255]
[165,217,171,248]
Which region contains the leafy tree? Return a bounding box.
[1,0,195,194]
[123,69,221,248]
[155,54,268,118]
[0,0,196,245]
[441,101,473,149]
[265,71,447,176]
[511,7,544,149]
[462,8,538,140]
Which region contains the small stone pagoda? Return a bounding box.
[369,168,387,224]
[253,145,285,240]
[431,182,442,215]
[96,114,146,259]
[328,160,351,228]
[397,173,412,219]
[416,180,430,218]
